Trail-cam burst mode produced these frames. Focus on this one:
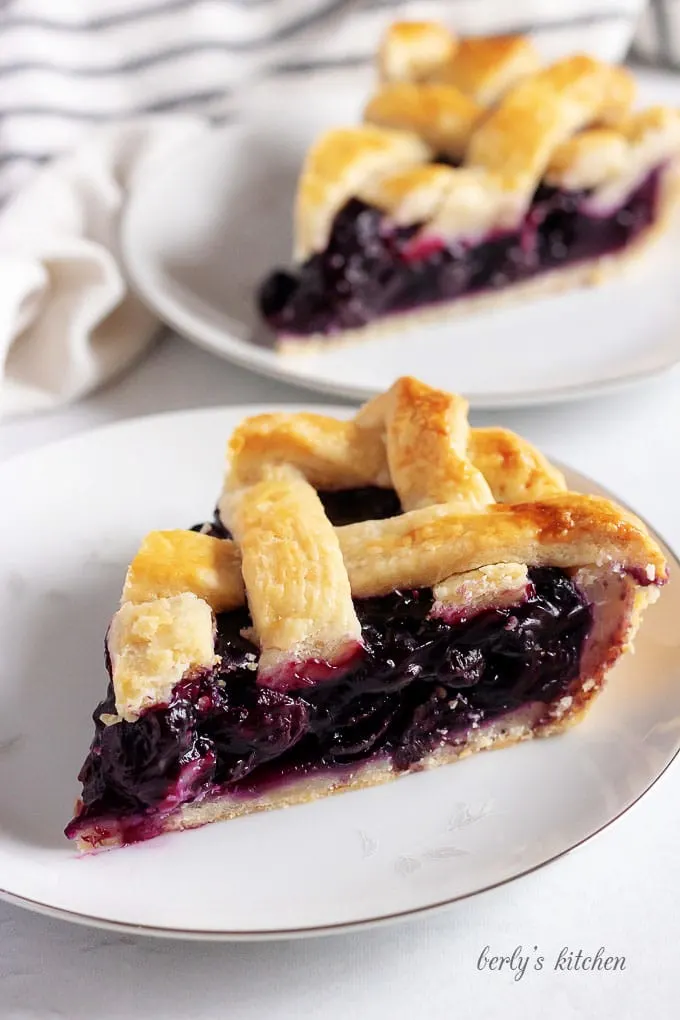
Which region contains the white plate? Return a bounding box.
[1,405,679,940]
[122,69,680,409]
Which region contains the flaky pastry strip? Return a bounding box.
[378,21,458,83]
[423,167,524,242]
[123,529,244,612]
[294,126,430,261]
[228,378,566,503]
[134,494,666,611]
[337,494,666,599]
[434,35,541,105]
[108,593,218,722]
[364,83,482,161]
[467,56,635,191]
[227,415,565,503]
[544,129,629,191]
[355,376,493,511]
[358,164,458,227]
[546,109,680,193]
[588,106,680,211]
[228,411,389,490]
[431,563,532,621]
[220,465,362,677]
[466,428,566,500]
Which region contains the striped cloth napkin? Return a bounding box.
[634,0,680,69]
[0,0,644,416]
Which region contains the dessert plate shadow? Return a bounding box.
[1,404,680,940]
[121,69,680,410]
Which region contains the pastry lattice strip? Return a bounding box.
[221,464,363,680]
[125,493,666,612]
[227,385,566,501]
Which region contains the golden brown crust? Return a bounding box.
[589,110,680,212]
[357,163,458,226]
[108,594,218,722]
[294,126,430,261]
[355,376,493,511]
[535,55,635,121]
[545,129,629,190]
[467,428,566,501]
[336,493,666,599]
[228,412,389,490]
[431,562,531,619]
[466,57,635,191]
[226,383,664,623]
[364,83,481,160]
[378,20,458,83]
[220,465,362,676]
[435,34,541,104]
[228,387,566,504]
[163,491,666,608]
[122,529,244,613]
[546,109,680,196]
[618,106,680,145]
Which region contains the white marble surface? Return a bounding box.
[2,335,680,1019]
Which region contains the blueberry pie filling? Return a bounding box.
[66,377,666,850]
[260,170,662,339]
[66,563,590,848]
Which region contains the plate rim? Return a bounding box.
[120,119,680,410]
[1,403,679,940]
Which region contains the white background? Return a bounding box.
[1,334,679,1018]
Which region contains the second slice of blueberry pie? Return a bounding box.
[66,377,667,851]
[258,22,680,348]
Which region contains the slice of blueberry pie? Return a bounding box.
[66,377,667,851]
[258,21,680,349]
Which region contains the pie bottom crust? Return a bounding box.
[275,165,680,356]
[71,572,656,851]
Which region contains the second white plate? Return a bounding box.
[122,70,680,409]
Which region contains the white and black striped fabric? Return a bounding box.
[634,0,680,69]
[0,0,645,201]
